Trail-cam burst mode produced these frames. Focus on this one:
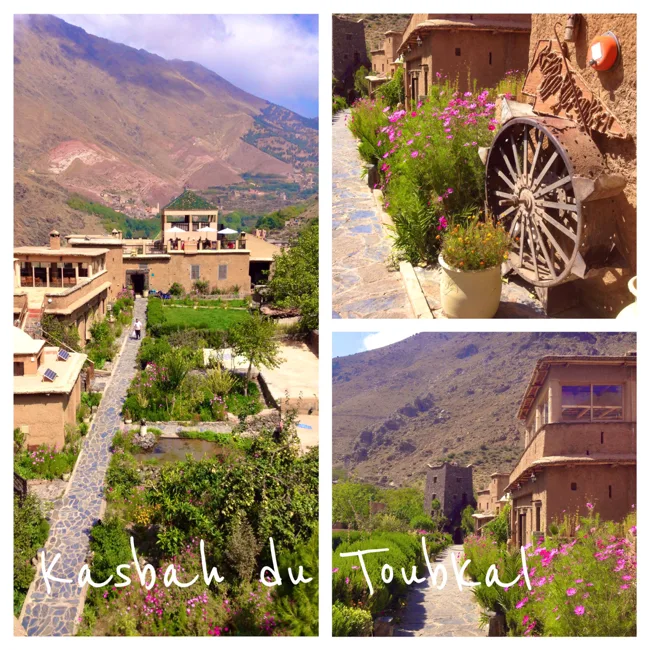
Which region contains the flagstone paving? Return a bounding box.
[332,110,413,319]
[395,545,486,637]
[20,297,147,637]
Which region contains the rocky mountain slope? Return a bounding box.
[333,332,636,489]
[14,15,317,245]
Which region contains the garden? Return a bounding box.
[77,412,318,636]
[122,297,284,423]
[462,503,637,636]
[347,71,525,318]
[332,480,451,636]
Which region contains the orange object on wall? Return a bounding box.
[588,32,620,71]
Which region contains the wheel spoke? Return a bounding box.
[529,131,544,187]
[535,208,577,241]
[518,217,525,267]
[531,151,558,192]
[523,128,529,184]
[538,199,578,213]
[512,140,522,177]
[508,211,521,237]
[498,169,516,191]
[534,175,571,198]
[533,210,572,265]
[530,217,558,280]
[526,220,539,281]
[498,205,517,220]
[500,147,518,184]
[496,190,515,200]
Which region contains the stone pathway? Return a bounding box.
[395,545,486,637]
[19,297,147,636]
[332,110,413,319]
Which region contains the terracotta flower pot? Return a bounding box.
[439,255,502,318]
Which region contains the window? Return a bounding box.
[78,262,89,278]
[489,52,493,65]
[218,264,228,281]
[14,362,24,376]
[609,485,612,498]
[571,482,577,491]
[382,63,385,72]
[455,47,461,56]
[536,392,549,430]
[535,505,541,531]
[433,476,437,484]
[561,385,623,421]
[191,265,200,280]
[343,53,348,60]
[346,33,352,41]
[457,477,462,483]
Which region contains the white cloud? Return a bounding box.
[363,331,412,351]
[57,14,318,116]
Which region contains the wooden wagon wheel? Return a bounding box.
[485,117,584,287]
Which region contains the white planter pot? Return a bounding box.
[439,254,502,318]
[616,276,637,319]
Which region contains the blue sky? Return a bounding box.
[58,14,319,118]
[333,332,412,357]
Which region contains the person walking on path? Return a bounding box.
[134,318,142,340]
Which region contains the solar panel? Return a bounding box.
[57,349,70,361]
[43,368,58,382]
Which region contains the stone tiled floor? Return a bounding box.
[332,110,413,319]
[395,545,486,637]
[19,298,147,637]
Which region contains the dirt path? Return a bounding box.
[395,544,486,637]
[19,297,147,636]
[332,110,413,319]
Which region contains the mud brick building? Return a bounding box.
[507,354,636,547]
[397,14,531,104]
[424,461,475,535]
[332,16,371,101]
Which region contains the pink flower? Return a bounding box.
[406,139,414,145]
[411,151,419,158]
[586,502,594,510]
[574,605,585,616]
[515,597,528,609]
[332,568,339,573]
[488,124,496,131]
[566,588,577,596]
[382,106,390,113]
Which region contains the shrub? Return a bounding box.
[204,366,237,397]
[41,314,80,351]
[333,95,347,114]
[332,602,373,636]
[410,514,437,532]
[441,217,511,271]
[354,65,369,98]
[169,282,184,297]
[349,75,504,265]
[14,494,49,615]
[106,451,140,500]
[193,279,210,295]
[88,516,132,586]
[377,66,405,107]
[14,441,80,480]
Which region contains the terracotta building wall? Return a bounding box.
[15,394,67,450]
[529,14,637,315]
[122,252,251,295]
[407,30,529,96]
[424,463,474,521]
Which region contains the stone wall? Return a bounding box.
[424,461,475,521]
[529,14,637,315]
[333,16,370,99]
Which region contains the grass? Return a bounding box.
[161,304,250,330]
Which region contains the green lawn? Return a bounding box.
[161,305,250,330]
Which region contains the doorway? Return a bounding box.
[131,273,146,295]
[411,74,419,102]
[518,512,527,548]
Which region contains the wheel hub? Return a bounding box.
[518,188,535,214]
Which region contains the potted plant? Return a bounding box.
[123,409,132,425]
[439,217,510,318]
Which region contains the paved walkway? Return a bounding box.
[332,110,413,319]
[20,298,147,636]
[395,545,486,637]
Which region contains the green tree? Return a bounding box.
[354,65,370,98]
[267,220,318,331]
[228,314,282,396]
[41,314,81,351]
[332,482,378,526]
[461,504,476,537]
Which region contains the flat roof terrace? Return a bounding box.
[14,347,87,395]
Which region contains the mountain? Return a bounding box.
[14,15,318,245]
[333,332,636,489]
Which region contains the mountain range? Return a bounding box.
[333,332,637,490]
[14,15,318,245]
